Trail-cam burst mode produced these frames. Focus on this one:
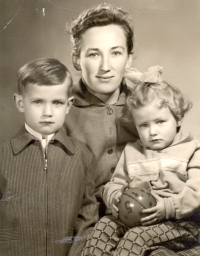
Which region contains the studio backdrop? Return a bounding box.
[0,0,200,143]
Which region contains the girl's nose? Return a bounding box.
[149,125,157,136]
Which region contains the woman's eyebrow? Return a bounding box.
[86,48,99,51]
[87,46,125,51]
[111,46,125,50]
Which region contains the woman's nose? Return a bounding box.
[100,56,110,71]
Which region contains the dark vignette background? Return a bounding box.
[0,0,200,144]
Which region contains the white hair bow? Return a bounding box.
[125,65,163,84]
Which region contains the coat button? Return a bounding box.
[111,167,115,173]
[107,108,113,115]
[107,148,113,154]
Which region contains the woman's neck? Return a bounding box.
[87,86,120,104]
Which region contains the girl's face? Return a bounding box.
[77,24,131,98]
[131,99,179,150]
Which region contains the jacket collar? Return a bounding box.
[170,129,193,146]
[73,78,129,106]
[11,126,75,155]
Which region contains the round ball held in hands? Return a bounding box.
[118,187,156,228]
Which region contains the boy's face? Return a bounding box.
[15,78,72,135]
[77,24,131,97]
[131,99,178,150]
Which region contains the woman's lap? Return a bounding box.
[82,215,200,256]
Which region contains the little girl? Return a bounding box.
[82,67,200,256]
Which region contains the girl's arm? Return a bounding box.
[168,167,200,219]
[141,142,200,225]
[166,143,200,219]
[103,149,131,210]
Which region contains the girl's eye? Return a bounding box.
[157,120,164,124]
[140,124,147,128]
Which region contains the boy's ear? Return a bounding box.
[65,96,74,115]
[125,52,133,69]
[13,93,24,113]
[72,54,81,71]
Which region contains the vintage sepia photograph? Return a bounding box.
[0,0,200,255]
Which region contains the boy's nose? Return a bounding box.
[43,104,53,117]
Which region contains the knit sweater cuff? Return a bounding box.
[164,197,175,219]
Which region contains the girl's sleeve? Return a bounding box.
[165,142,200,219]
[103,148,131,210]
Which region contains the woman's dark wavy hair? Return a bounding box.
[123,80,192,128]
[69,3,134,57]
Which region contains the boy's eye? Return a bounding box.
[33,100,42,104]
[53,101,63,105]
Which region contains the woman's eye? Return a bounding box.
[157,120,164,124]
[112,51,122,56]
[88,53,99,58]
[140,124,147,128]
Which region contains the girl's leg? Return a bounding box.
[82,215,128,256]
[114,219,200,256]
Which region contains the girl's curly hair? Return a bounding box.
[123,81,192,128]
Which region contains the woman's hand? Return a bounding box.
[140,192,166,226]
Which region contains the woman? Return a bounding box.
[65,4,138,216]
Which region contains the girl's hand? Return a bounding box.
[110,183,129,218]
[140,192,166,226]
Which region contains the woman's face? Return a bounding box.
[77,24,131,96]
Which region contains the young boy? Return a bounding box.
[0,58,98,256]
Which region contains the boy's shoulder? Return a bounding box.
[55,126,93,156]
[0,126,33,154]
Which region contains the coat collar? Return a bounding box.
[11,126,75,155]
[72,78,129,107]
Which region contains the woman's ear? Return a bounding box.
[13,93,24,113]
[72,54,81,71]
[125,52,133,69]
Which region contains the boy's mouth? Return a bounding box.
[40,121,54,124]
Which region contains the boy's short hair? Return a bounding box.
[17,58,73,96]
